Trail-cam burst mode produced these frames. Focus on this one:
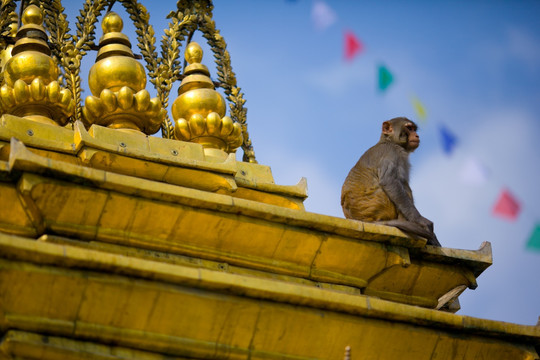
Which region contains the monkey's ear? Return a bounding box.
[382,121,393,134]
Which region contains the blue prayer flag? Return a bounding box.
[439,125,458,155]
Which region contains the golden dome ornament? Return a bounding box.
[82,12,165,135]
[0,5,75,126]
[172,42,243,159]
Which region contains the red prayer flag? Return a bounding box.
[492,188,521,221]
[344,31,362,61]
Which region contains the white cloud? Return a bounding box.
[303,60,373,97]
[473,27,540,77]
[460,157,490,185]
[311,0,337,31]
[506,27,540,73]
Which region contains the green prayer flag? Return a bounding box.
[526,223,540,251]
[378,65,393,91]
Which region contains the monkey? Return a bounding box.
[341,117,441,246]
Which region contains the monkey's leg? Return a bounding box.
[380,219,441,247]
[343,186,398,221]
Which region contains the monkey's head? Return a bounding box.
[381,117,420,152]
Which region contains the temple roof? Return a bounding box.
[0,2,539,359]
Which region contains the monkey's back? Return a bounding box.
[341,154,398,222]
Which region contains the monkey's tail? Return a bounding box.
[380,220,441,247]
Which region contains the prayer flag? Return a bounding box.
[439,125,458,155]
[526,224,540,251]
[344,31,363,61]
[492,188,521,221]
[411,96,427,121]
[311,1,337,31]
[460,157,489,185]
[378,65,393,91]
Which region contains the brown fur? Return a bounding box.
[342,167,398,221]
[341,117,440,246]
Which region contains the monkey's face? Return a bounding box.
[381,118,420,151]
[403,122,420,151]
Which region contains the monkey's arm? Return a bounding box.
[378,160,440,246]
[378,159,424,222]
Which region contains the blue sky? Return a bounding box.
[63,1,540,326]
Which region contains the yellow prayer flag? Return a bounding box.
[411,96,427,122]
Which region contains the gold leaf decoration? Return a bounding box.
[41,0,71,89]
[0,0,17,85]
[199,13,256,163]
[64,0,108,122]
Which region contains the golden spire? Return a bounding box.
[0,5,74,126]
[172,42,243,159]
[82,12,165,135]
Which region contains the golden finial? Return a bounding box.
[21,5,43,25]
[101,11,123,33]
[0,5,74,126]
[83,12,165,135]
[172,42,242,159]
[185,42,203,64]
